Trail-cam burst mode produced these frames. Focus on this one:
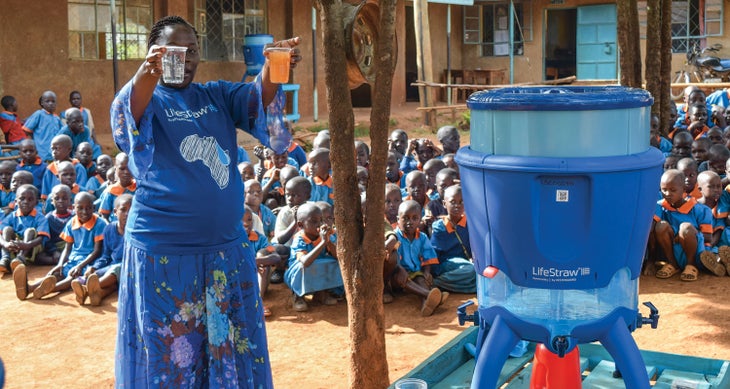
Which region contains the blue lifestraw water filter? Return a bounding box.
[455,87,663,389]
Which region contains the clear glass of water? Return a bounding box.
[162,46,187,84]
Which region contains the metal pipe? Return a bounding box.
[111,0,119,93]
[312,6,318,122]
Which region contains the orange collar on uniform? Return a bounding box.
[14,208,38,217]
[313,175,332,187]
[660,197,697,214]
[297,230,323,245]
[109,180,137,196]
[442,215,467,232]
[248,230,260,242]
[19,156,42,167]
[71,214,98,230]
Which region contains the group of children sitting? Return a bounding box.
[239,124,476,318]
[0,90,135,306]
[649,85,730,282]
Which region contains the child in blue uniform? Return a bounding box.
[244,179,276,239]
[58,108,92,156]
[385,183,402,229]
[98,153,136,221]
[88,154,112,199]
[426,168,458,219]
[23,91,63,162]
[388,129,408,159]
[243,206,286,317]
[307,148,334,205]
[437,125,461,155]
[390,200,445,316]
[401,138,441,176]
[14,192,106,300]
[423,159,446,202]
[0,185,50,277]
[677,158,701,199]
[0,161,16,211]
[284,203,342,312]
[405,170,431,233]
[71,194,131,306]
[41,135,88,201]
[43,184,74,264]
[692,137,711,167]
[429,185,476,293]
[75,142,96,178]
[385,151,406,190]
[355,140,370,169]
[653,169,715,281]
[5,170,35,215]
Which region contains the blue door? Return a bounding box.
[576,4,617,79]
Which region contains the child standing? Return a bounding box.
[14,192,106,300]
[429,185,477,293]
[16,139,46,191]
[284,203,343,312]
[71,194,131,306]
[653,169,716,281]
[307,148,334,205]
[389,200,445,316]
[0,185,51,278]
[23,91,63,162]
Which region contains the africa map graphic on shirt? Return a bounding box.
[179,134,231,189]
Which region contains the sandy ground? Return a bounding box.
[2,106,729,388]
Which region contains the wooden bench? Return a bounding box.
[415,104,468,125]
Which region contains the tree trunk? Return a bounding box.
[659,0,674,133]
[316,1,392,388]
[645,0,663,127]
[617,0,642,87]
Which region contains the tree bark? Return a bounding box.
[645,0,663,127]
[617,0,642,88]
[659,0,674,133]
[315,1,392,388]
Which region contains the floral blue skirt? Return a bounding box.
[115,241,273,388]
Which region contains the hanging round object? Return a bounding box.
[344,1,397,89]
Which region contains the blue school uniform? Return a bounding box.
[97,180,136,220]
[653,197,712,268]
[394,227,439,274]
[24,109,62,161]
[674,103,715,131]
[255,204,276,239]
[288,142,307,167]
[90,221,124,278]
[41,160,89,200]
[2,208,50,242]
[284,230,342,296]
[429,216,476,293]
[111,76,285,387]
[57,124,92,156]
[85,173,104,198]
[399,154,421,176]
[59,214,106,277]
[309,175,334,205]
[0,185,13,210]
[17,156,47,191]
[247,229,272,254]
[44,210,73,254]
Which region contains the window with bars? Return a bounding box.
[194,0,267,61]
[637,0,723,53]
[463,0,532,57]
[68,0,152,60]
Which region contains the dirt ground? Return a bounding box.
[2,106,730,388]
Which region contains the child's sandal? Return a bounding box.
[656,263,679,279]
[680,264,699,282]
[263,306,272,317]
[700,251,726,277]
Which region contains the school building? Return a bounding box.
[0,0,726,149]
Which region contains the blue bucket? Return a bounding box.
[243,34,274,77]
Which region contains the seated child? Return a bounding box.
[664,153,681,171]
[401,138,441,175]
[707,127,724,145]
[423,158,446,201]
[673,87,707,133]
[429,185,477,293]
[14,192,106,300]
[436,125,461,155]
[86,153,112,199]
[41,134,88,200]
[265,165,298,211]
[653,169,715,281]
[692,137,711,168]
[389,200,446,316]
[4,170,35,214]
[0,160,17,211]
[23,91,63,162]
[686,103,710,139]
[442,153,458,172]
[677,158,701,199]
[299,132,331,178]
[243,206,287,317]
[0,185,51,277]
[43,184,74,264]
[356,166,368,196]
[75,142,96,179]
[705,144,730,182]
[16,139,46,191]
[238,161,255,182]
[0,95,29,147]
[426,168,459,219]
[260,148,296,205]
[71,194,131,306]
[405,170,431,233]
[284,203,343,312]
[385,183,402,229]
[43,161,87,214]
[287,138,308,168]
[385,151,405,190]
[650,114,672,154]
[307,148,334,205]
[98,153,136,221]
[245,179,277,239]
[272,176,312,283]
[388,129,408,157]
[355,140,370,169]
[58,108,92,156]
[671,131,693,160]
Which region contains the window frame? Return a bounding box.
[462,0,533,57]
[637,0,723,54]
[194,0,268,62]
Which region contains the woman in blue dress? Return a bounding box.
[111,16,300,388]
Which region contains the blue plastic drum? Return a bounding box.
[243,34,274,77]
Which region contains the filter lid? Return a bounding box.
[467,86,653,111]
